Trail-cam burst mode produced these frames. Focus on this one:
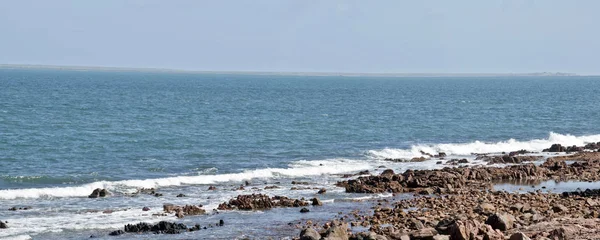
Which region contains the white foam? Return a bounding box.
[0,159,372,200]
[367,132,600,160]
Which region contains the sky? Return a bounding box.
[0,0,599,74]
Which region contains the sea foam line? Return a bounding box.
[367,132,600,160]
[0,159,371,200]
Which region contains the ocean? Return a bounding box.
[1,68,600,239]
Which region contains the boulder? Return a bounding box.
[552,204,568,213]
[485,213,513,231]
[0,221,7,229]
[142,207,150,211]
[543,144,566,152]
[300,227,321,240]
[322,221,349,240]
[475,203,496,215]
[300,207,310,213]
[449,220,479,240]
[318,188,327,194]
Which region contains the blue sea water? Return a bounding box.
[1,68,600,239]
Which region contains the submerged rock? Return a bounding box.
[88,188,110,198]
[0,221,7,229]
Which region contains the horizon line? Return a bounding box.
[0,64,589,77]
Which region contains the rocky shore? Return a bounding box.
[295,147,600,240]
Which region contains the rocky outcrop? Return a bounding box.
[88,188,109,198]
[217,194,308,211]
[123,221,188,234]
[338,152,600,194]
[0,221,7,229]
[486,155,541,164]
[163,204,206,218]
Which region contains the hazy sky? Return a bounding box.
[1,0,598,74]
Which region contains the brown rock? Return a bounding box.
[485,213,513,231]
[509,232,531,240]
[300,227,321,240]
[410,227,438,240]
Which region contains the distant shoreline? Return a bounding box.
[0,64,585,77]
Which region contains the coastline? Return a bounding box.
[4,144,600,239]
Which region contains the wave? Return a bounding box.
[0,158,372,200]
[367,132,600,160]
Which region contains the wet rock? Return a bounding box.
[300,207,310,213]
[381,169,395,176]
[411,157,428,162]
[543,144,566,152]
[88,188,110,198]
[219,219,224,226]
[434,218,455,235]
[217,194,308,211]
[300,227,321,240]
[124,221,187,234]
[163,204,205,217]
[312,197,323,206]
[142,207,150,211]
[318,188,327,194]
[509,232,531,240]
[176,193,186,197]
[485,213,513,231]
[562,188,600,197]
[292,181,310,185]
[0,221,7,229]
[264,185,280,190]
[208,186,217,190]
[108,230,124,236]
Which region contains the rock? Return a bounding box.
[408,218,425,230]
[88,188,109,198]
[322,221,349,240]
[219,219,224,226]
[434,218,455,235]
[509,232,531,240]
[543,144,566,152]
[482,224,504,240]
[142,207,150,211]
[552,204,568,213]
[176,193,186,197]
[163,204,206,217]
[549,226,575,240]
[318,188,327,194]
[419,188,434,195]
[292,181,310,185]
[264,185,279,189]
[381,169,395,176]
[208,186,217,190]
[437,152,447,158]
[300,207,310,213]
[108,230,124,236]
[432,235,449,240]
[410,227,438,240]
[124,221,187,234]
[0,221,7,229]
[485,213,513,231]
[449,220,479,240]
[217,194,308,211]
[411,157,427,162]
[312,197,323,206]
[476,203,496,215]
[300,227,321,240]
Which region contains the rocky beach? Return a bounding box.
[4,144,600,239]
